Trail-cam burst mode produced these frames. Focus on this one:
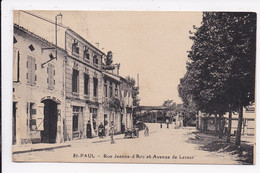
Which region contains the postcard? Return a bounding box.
[12,11,256,164]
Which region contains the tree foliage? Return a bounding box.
[178,12,256,145]
[126,76,141,107]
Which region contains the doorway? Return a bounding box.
[13,102,17,145]
[41,99,58,143]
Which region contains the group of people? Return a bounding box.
[86,120,113,140]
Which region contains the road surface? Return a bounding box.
[13,123,241,164]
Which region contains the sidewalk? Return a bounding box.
[12,133,126,154]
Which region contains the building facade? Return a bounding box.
[63,29,105,140]
[102,72,134,134]
[13,24,67,145]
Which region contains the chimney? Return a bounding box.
[95,43,99,48]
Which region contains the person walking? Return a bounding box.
[98,122,105,138]
[86,120,92,138]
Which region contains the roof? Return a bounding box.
[136,106,167,111]
[103,71,121,83]
[14,24,67,54]
[66,28,106,56]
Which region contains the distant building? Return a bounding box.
[135,106,168,123]
[196,104,255,136]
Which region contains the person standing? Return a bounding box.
[86,120,92,138]
[110,121,115,144]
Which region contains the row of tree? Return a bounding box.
[178,12,256,146]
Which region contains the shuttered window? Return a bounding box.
[47,64,55,90]
[13,50,20,82]
[27,56,36,85]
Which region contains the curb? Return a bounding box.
[12,144,71,154]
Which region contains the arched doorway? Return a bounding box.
[41,99,58,143]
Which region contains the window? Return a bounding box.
[109,81,113,97]
[72,69,79,93]
[83,47,90,61]
[93,54,98,65]
[84,73,89,95]
[72,39,79,55]
[13,50,20,82]
[115,84,118,97]
[27,103,37,131]
[26,56,37,85]
[47,64,55,90]
[104,79,108,97]
[93,77,98,97]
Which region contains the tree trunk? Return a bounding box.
[235,100,243,146]
[214,114,218,136]
[218,114,223,139]
[226,110,232,143]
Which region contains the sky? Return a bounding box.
[14,11,202,106]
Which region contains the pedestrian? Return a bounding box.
[110,121,115,144]
[86,120,92,138]
[144,125,149,137]
[160,122,162,128]
[98,122,105,138]
[166,119,169,129]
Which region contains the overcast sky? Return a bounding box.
[14,11,202,106]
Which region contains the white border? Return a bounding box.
[2,0,260,173]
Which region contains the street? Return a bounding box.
[13,123,243,164]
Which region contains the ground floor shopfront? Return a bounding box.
[63,99,134,141]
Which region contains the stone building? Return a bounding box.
[13,24,67,145]
[102,71,134,134]
[64,29,105,140]
[13,23,135,145]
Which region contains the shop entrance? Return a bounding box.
[41,99,58,143]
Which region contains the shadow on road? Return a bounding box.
[186,130,254,165]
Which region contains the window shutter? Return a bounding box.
[36,103,44,131]
[27,56,36,85]
[32,58,36,85]
[13,50,18,81]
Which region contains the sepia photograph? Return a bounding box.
[11,10,256,165]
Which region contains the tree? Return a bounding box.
[126,76,140,107]
[179,12,256,144]
[103,51,115,70]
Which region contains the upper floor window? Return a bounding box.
[109,81,113,97]
[26,55,37,86]
[93,54,98,65]
[13,49,20,82]
[115,84,118,97]
[93,77,98,97]
[104,79,108,97]
[47,64,55,90]
[83,47,90,61]
[72,69,79,93]
[72,39,79,55]
[84,73,89,95]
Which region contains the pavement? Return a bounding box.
[12,132,127,154]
